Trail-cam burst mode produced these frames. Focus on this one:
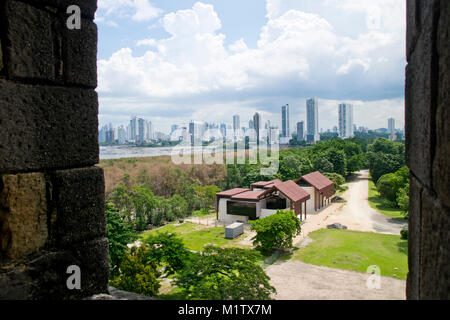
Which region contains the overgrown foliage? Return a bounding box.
[105,202,138,277]
[143,232,193,276]
[175,246,276,300]
[251,210,301,255]
[110,245,161,297]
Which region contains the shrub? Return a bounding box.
[111,245,160,297]
[401,229,408,240]
[250,210,301,255]
[176,246,276,300]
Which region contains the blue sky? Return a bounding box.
[96,0,406,133]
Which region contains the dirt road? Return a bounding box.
[266,260,406,300]
[325,170,408,235]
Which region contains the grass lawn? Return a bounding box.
[294,229,408,279]
[139,222,250,252]
[368,180,407,221]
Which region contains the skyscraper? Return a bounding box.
[253,112,261,143]
[137,117,145,142]
[233,115,240,136]
[306,98,319,143]
[281,104,290,138]
[338,103,354,139]
[388,117,396,141]
[129,116,137,141]
[297,121,304,141]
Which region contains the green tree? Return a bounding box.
[111,245,161,297]
[314,157,334,173]
[397,185,409,217]
[326,149,347,176]
[323,172,346,191]
[105,202,138,277]
[168,194,189,219]
[193,185,221,213]
[176,246,276,300]
[144,232,193,276]
[367,139,405,183]
[250,210,301,255]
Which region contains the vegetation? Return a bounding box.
[110,245,161,296]
[105,202,138,277]
[175,246,276,300]
[251,210,301,255]
[368,180,407,220]
[140,222,248,252]
[295,229,408,279]
[143,232,193,276]
[367,138,405,184]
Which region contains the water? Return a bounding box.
[99,145,266,160]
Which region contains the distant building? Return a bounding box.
[338,103,354,139]
[129,116,137,141]
[118,125,126,144]
[137,118,145,142]
[233,115,240,136]
[253,112,261,143]
[146,121,153,141]
[220,123,227,138]
[306,98,320,143]
[297,121,304,141]
[281,104,290,138]
[388,117,396,141]
[249,119,254,130]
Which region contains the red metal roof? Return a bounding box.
[216,188,250,197]
[231,189,267,201]
[275,180,311,203]
[250,179,282,189]
[296,171,335,198]
[297,172,334,191]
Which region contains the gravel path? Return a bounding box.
[266,260,406,300]
[324,170,408,235]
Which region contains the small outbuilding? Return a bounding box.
[295,171,335,212]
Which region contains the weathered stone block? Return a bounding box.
[405,1,438,188]
[69,237,109,297]
[433,0,450,208]
[0,173,48,261]
[0,80,99,172]
[64,19,98,88]
[406,175,422,300]
[52,167,105,247]
[419,192,450,299]
[406,0,419,62]
[4,0,55,80]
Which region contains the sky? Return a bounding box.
[95,0,407,133]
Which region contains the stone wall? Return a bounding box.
[406,0,450,299]
[0,0,109,299]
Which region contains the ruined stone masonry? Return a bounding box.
[0,0,109,299]
[406,0,450,299]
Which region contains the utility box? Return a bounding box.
[225,222,244,239]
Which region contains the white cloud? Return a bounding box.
[97,0,162,22]
[136,38,157,47]
[98,1,406,130]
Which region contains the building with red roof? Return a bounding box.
[216,179,311,223]
[295,171,335,212]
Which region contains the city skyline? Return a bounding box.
[96,1,406,134]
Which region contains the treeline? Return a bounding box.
[366,138,409,215]
[225,137,368,192]
[107,168,220,232]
